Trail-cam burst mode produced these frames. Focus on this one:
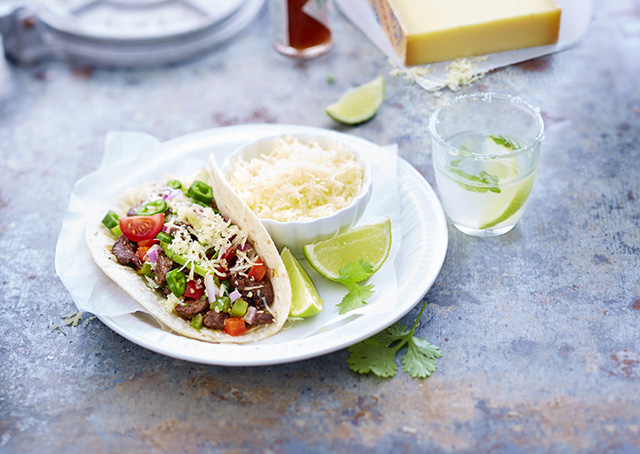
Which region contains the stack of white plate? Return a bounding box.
[0,0,265,66]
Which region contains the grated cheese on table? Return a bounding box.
[389,56,488,92]
[227,137,364,222]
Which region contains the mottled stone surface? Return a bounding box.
[1,1,639,453]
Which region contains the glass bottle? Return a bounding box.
[270,0,333,59]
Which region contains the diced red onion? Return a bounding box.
[162,225,170,233]
[163,188,181,201]
[204,274,218,303]
[237,243,250,251]
[243,306,257,324]
[229,289,242,302]
[147,245,160,263]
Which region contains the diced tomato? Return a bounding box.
[247,258,266,282]
[119,213,164,242]
[215,246,236,281]
[215,267,228,281]
[224,317,247,336]
[137,238,159,248]
[184,279,204,300]
[221,246,236,263]
[137,246,150,262]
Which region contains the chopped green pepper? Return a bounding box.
[136,199,168,216]
[166,269,187,297]
[211,296,231,313]
[101,211,122,237]
[185,197,209,208]
[102,210,120,229]
[160,243,212,277]
[156,231,173,244]
[137,262,153,276]
[167,179,182,190]
[186,180,214,205]
[230,299,248,318]
[190,313,203,331]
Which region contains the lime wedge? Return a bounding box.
[325,76,385,125]
[281,247,323,318]
[479,177,535,229]
[303,217,392,281]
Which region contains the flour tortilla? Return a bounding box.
[85,155,292,344]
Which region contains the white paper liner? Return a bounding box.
[336,0,593,91]
[55,129,402,341]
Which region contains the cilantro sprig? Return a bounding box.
[490,134,521,151]
[347,300,442,378]
[447,157,501,193]
[335,259,375,314]
[446,166,501,193]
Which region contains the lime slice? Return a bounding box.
[483,158,519,181]
[325,76,385,125]
[281,247,323,318]
[303,217,392,281]
[479,177,535,229]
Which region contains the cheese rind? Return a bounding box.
[369,0,562,66]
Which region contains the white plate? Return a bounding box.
[62,125,448,366]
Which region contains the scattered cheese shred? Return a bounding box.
[62,312,83,327]
[444,57,488,91]
[389,56,488,92]
[227,137,364,222]
[164,198,251,280]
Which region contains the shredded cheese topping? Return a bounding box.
[226,136,364,222]
[134,182,256,282]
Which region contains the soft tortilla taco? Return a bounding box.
[85,155,292,343]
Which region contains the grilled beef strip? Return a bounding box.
[112,235,142,270]
[175,298,209,320]
[228,273,274,310]
[251,312,274,325]
[153,251,173,287]
[203,310,228,330]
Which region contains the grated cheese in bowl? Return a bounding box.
[222,134,373,257]
[227,136,365,222]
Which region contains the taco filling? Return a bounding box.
[100,178,276,337]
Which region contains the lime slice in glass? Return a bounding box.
[303,217,392,281]
[281,247,323,318]
[325,76,385,125]
[479,176,535,229]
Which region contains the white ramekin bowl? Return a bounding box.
[221,134,373,257]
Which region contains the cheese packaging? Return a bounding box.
[368,0,562,66]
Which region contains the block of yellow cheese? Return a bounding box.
[368,0,562,66]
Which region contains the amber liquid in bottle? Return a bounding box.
[272,0,333,59]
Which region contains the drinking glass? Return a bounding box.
[429,93,544,236]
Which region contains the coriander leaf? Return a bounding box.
[337,281,374,314]
[337,258,373,283]
[445,166,501,194]
[347,338,398,377]
[374,323,411,348]
[490,134,521,151]
[401,336,443,378]
[334,259,376,314]
[346,300,442,379]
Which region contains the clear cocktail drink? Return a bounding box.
[429,94,544,236]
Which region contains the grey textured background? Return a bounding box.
[1,1,639,453]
